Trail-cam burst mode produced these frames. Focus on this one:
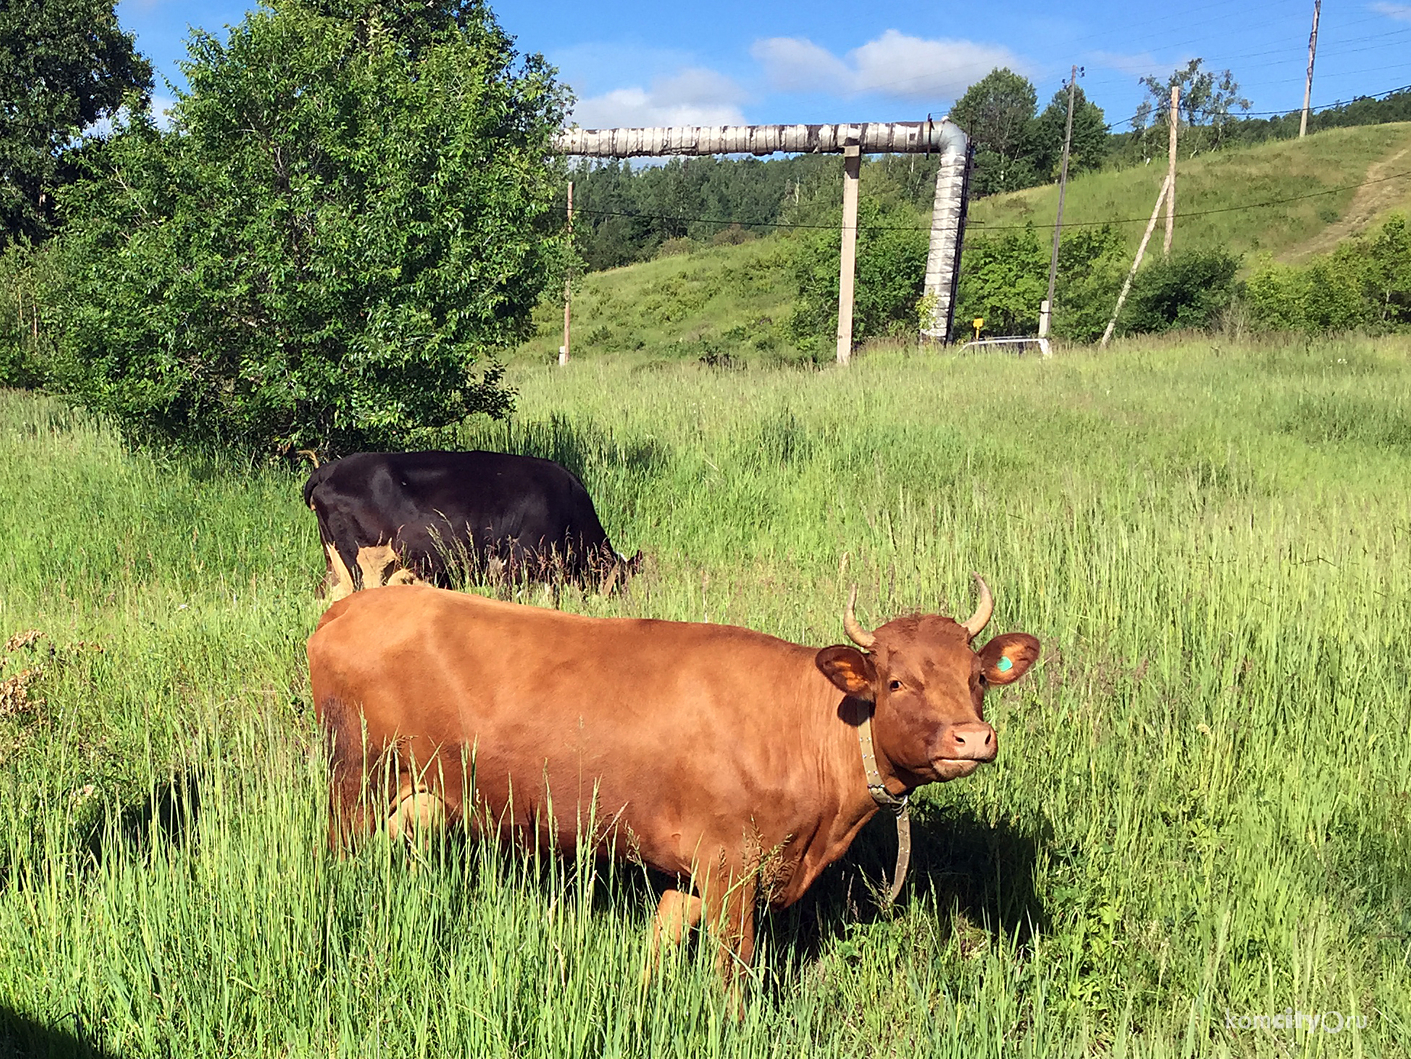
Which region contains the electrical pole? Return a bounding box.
[1164,84,1178,256]
[1042,65,1079,340]
[1300,0,1322,138]
[1102,175,1172,347]
[560,180,573,366]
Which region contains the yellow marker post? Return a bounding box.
[973,317,984,342]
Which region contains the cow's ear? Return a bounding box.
[816,646,877,700]
[977,633,1040,686]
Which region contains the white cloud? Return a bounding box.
[751,30,1025,101]
[1371,2,1411,22]
[748,38,851,94]
[551,43,699,98]
[1365,2,1411,21]
[571,67,748,128]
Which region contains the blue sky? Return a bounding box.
[116,0,1411,133]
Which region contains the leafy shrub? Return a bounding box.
[787,199,929,353]
[1245,215,1411,335]
[1364,214,1411,327]
[49,0,568,456]
[711,225,756,246]
[954,223,1124,340]
[953,226,1046,336]
[1050,226,1127,341]
[656,237,696,258]
[0,242,59,388]
[1120,248,1239,335]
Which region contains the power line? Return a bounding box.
[1102,78,1411,132]
[561,166,1411,238]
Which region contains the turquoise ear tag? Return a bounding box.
[997,657,1013,673]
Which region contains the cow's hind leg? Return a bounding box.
[642,888,704,986]
[320,697,376,854]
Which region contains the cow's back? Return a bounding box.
[304,451,620,590]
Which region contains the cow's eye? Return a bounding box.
[888,680,903,692]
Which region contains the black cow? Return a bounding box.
[304,451,639,599]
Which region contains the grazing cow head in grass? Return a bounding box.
[816,576,1040,784]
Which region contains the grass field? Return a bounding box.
[1,334,1409,1056]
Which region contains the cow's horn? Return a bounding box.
[959,574,994,640]
[843,586,877,650]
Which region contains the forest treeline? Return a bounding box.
[568,67,1411,273]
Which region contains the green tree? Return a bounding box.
[954,223,1125,339]
[1364,213,1411,326]
[51,0,568,455]
[0,0,153,247]
[1134,59,1251,155]
[953,225,1046,335]
[1031,84,1107,181]
[1244,214,1411,334]
[951,68,1039,196]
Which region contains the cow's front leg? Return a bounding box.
[642,888,704,986]
[703,873,757,1016]
[323,543,355,601]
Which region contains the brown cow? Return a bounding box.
[306,576,1039,993]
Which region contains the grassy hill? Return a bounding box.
[515,122,1411,366]
[968,121,1411,262]
[515,236,798,366]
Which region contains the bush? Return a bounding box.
[954,223,1125,340]
[1364,213,1411,327]
[953,226,1046,336]
[0,241,59,388]
[787,199,929,353]
[656,237,696,258]
[1120,248,1239,335]
[49,0,569,456]
[1245,215,1411,335]
[711,225,756,247]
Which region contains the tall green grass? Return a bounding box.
[1,335,1408,1056]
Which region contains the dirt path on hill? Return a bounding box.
[1281,137,1411,261]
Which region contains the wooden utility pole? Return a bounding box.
[1164,85,1179,256]
[560,180,573,366]
[836,144,861,365]
[1300,0,1322,138]
[1043,65,1079,339]
[1102,175,1171,347]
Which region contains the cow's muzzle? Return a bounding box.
[936,722,998,764]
